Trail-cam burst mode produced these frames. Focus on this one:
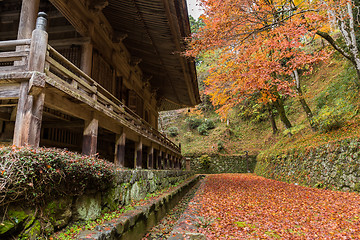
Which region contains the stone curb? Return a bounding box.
[77,175,200,240]
[168,176,207,240]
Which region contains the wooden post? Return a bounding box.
[17,0,41,39]
[158,150,162,169]
[135,137,142,169]
[186,158,191,171]
[114,130,126,167]
[82,116,98,156]
[148,145,154,169]
[13,13,47,147]
[81,43,93,76]
[164,152,168,169]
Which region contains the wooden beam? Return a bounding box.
[49,37,91,47]
[0,112,11,121]
[42,121,84,128]
[0,84,21,100]
[44,91,92,120]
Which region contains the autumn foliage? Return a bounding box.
[192,174,360,239]
[186,0,358,120]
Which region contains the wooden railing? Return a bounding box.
[45,45,180,153]
[0,39,31,72]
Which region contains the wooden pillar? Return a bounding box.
[135,137,142,169]
[186,158,191,171]
[158,150,162,169]
[164,152,168,169]
[169,155,173,169]
[13,13,47,147]
[17,0,41,39]
[148,145,154,169]
[81,43,93,76]
[114,130,126,167]
[82,117,98,156]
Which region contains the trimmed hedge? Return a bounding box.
[0,146,116,206]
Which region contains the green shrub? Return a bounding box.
[166,126,179,137]
[313,99,354,133]
[197,123,209,135]
[184,132,193,143]
[0,147,115,206]
[185,117,203,129]
[198,155,211,169]
[204,119,215,130]
[217,141,225,152]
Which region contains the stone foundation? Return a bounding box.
[0,170,193,239]
[255,137,360,192]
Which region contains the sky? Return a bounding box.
[186,0,204,19]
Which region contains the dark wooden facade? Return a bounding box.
[0,0,200,169]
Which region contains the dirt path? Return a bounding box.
[169,174,360,239]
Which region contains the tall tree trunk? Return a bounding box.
[267,103,278,134]
[273,96,292,130]
[292,70,317,132]
[317,2,360,86]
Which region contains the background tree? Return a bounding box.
[187,0,329,132]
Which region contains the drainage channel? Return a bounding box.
[142,175,205,239]
[77,175,204,240]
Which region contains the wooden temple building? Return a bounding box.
[0,0,200,169]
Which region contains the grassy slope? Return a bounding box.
[160,56,360,157]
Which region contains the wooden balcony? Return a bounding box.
[0,24,182,169]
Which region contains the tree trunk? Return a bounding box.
[292,70,317,131]
[273,97,292,130]
[267,103,278,134]
[316,2,360,86]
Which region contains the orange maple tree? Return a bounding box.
[186,0,355,130]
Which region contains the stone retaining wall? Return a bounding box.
[0,170,193,239]
[255,137,360,192]
[77,175,200,240]
[188,154,257,174]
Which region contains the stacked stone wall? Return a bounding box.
[0,170,193,238]
[255,137,360,192]
[188,154,257,174]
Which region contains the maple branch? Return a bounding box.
[315,31,353,62]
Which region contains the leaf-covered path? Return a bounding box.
[184,174,360,239]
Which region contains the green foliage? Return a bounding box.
[315,63,358,110]
[196,119,216,135]
[0,147,115,206]
[197,124,209,135]
[313,99,354,132]
[166,126,179,137]
[197,155,211,170]
[183,132,193,143]
[204,119,216,130]
[238,99,269,124]
[217,141,225,152]
[282,124,306,137]
[185,117,203,129]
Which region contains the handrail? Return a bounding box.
[0,39,31,48]
[46,45,180,153]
